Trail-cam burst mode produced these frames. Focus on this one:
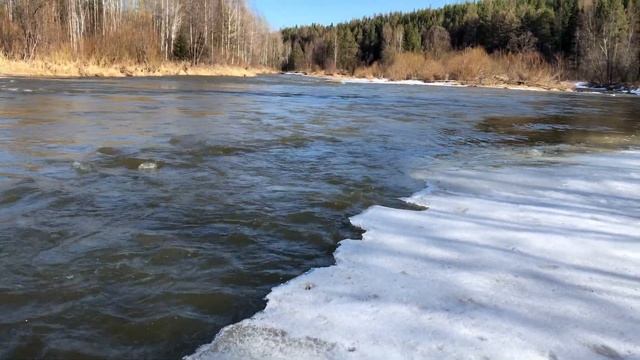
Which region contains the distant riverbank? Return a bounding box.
[289,72,640,96]
[0,57,274,78]
[309,72,575,93]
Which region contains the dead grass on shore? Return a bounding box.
[353,48,569,91]
[0,54,273,78]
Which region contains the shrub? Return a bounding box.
[383,53,446,81]
[496,51,558,85]
[445,48,493,82]
[354,62,384,78]
[358,48,564,88]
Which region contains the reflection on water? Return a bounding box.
[0,75,638,359]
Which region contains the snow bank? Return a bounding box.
[187,150,640,360]
[574,81,640,96]
[282,72,307,76]
[336,77,563,92]
[574,81,590,89]
[339,78,466,87]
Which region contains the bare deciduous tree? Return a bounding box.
[0,0,282,67]
[579,0,638,83]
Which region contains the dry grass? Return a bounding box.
[351,48,567,90]
[445,48,493,82]
[353,62,384,78]
[494,52,563,86]
[384,53,447,81]
[0,53,273,78]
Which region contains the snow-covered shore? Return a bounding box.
[336,77,640,95]
[289,72,572,93]
[333,77,467,87]
[286,72,640,95]
[187,149,640,360]
[575,82,640,96]
[333,76,567,93]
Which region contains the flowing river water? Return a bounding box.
[0,75,638,359]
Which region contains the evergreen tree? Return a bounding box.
[338,27,359,72]
[172,32,189,60]
[404,24,422,52]
[288,41,305,71]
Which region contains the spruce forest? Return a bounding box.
[0,0,638,84]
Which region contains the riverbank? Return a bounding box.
[0,57,274,78]
[300,72,640,95]
[188,149,640,360]
[291,72,576,93]
[328,73,574,93]
[287,50,584,94]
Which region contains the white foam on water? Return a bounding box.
[2,87,33,93]
[188,149,640,360]
[72,161,92,172]
[526,148,544,157]
[138,162,158,170]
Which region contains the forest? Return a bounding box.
[0,0,283,70]
[0,0,638,84]
[282,0,640,85]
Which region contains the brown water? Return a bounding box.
[0,75,638,359]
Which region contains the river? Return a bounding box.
[0,75,638,359]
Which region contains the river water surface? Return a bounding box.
[0,75,638,359]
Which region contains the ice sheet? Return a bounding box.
[188,150,640,360]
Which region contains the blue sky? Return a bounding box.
[251,0,452,29]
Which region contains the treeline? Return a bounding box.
[282,0,640,84]
[0,0,283,67]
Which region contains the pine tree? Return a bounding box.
[173,32,190,60]
[404,24,421,52]
[338,27,359,72]
[289,41,305,71]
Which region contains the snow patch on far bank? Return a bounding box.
[338,77,466,87]
[574,81,640,96]
[333,76,563,92]
[188,150,640,360]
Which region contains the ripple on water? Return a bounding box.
[96,147,122,156]
[0,183,39,206]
